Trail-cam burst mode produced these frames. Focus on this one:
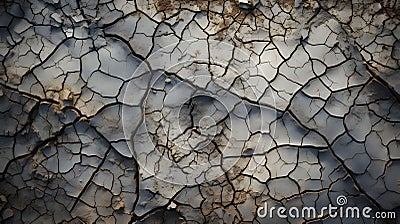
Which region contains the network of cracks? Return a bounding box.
[0,0,400,223]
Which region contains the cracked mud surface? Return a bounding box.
[0,0,400,223]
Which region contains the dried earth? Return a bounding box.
[0,0,400,223]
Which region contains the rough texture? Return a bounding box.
[0,0,399,223]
